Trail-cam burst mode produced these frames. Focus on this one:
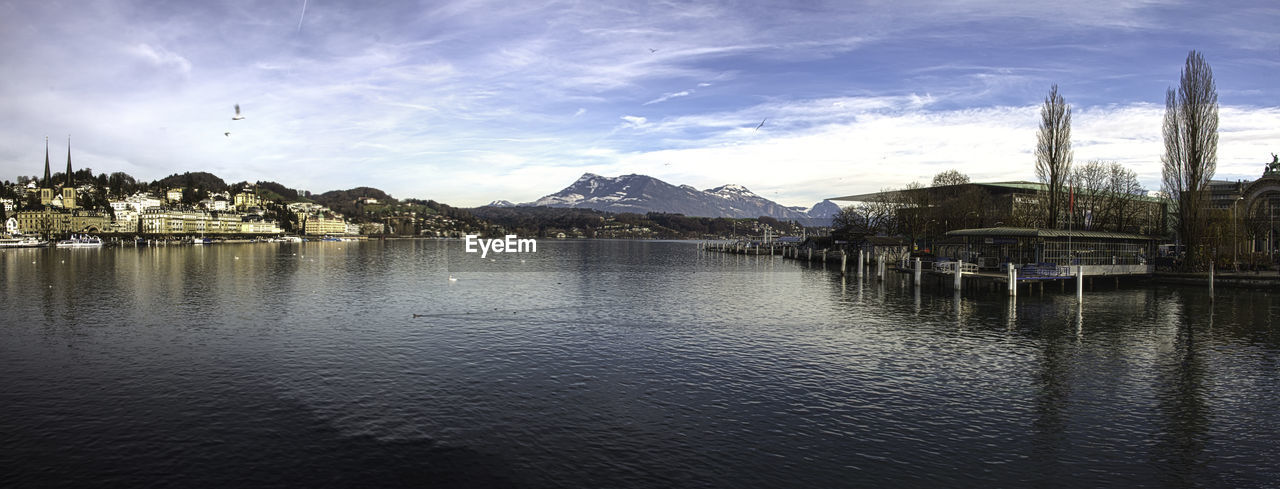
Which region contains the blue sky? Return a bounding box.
[1,0,1278,208]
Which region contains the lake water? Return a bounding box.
[2,239,1278,488]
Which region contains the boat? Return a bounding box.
[193,237,212,245]
[55,235,103,248]
[0,236,49,248]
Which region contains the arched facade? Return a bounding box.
[1241,171,1280,255]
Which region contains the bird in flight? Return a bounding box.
[224,132,231,137]
[232,104,245,120]
[649,48,658,53]
[754,118,767,132]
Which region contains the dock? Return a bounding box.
[699,241,1151,298]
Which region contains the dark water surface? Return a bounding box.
[2,240,1278,488]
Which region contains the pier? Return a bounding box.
[699,240,1153,298]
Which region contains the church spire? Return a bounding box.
[65,136,73,186]
[43,136,51,186]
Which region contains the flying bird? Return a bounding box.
[224,132,231,137]
[649,48,658,53]
[232,104,245,120]
[754,118,767,132]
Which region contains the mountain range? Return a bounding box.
[502,173,841,224]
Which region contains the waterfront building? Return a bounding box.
[5,217,18,236]
[166,188,184,203]
[240,219,283,235]
[139,208,245,235]
[110,208,139,233]
[301,214,349,235]
[831,181,1169,237]
[14,207,107,236]
[941,227,1154,274]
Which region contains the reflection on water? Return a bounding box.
[2,240,1279,488]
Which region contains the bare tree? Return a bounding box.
[1036,84,1073,229]
[1070,160,1108,230]
[1161,50,1218,269]
[930,169,970,187]
[894,182,932,249]
[1104,162,1143,232]
[831,205,865,233]
[860,190,900,235]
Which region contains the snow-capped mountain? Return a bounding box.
[486,200,516,207]
[521,173,835,221]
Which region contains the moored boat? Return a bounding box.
[55,235,103,248]
[0,236,50,248]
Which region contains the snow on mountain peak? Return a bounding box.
[706,184,758,198]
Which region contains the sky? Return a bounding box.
[1,0,1278,208]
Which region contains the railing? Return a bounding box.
[934,261,978,273]
[1018,263,1066,277]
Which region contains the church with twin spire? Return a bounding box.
[13,138,106,237]
[37,137,78,209]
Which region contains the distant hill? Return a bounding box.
[312,187,394,206]
[523,173,836,222]
[253,181,309,203]
[153,172,228,192]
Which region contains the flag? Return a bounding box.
[1069,185,1074,211]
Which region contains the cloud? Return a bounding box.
[1,0,1277,210]
[128,43,192,76]
[643,90,691,105]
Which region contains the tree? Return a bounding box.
[1161,50,1218,269]
[1104,162,1143,233]
[931,169,970,187]
[831,205,865,233]
[1036,84,1073,229]
[1070,160,1108,230]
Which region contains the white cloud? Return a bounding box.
[128,43,192,76]
[644,90,691,105]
